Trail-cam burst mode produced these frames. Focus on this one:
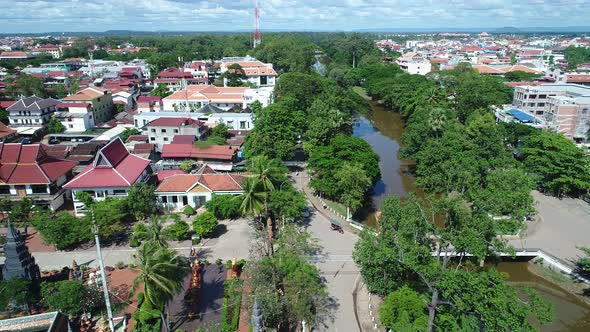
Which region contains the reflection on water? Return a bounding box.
[497,262,590,332]
[352,98,422,226]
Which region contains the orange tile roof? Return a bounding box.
[499,65,541,74]
[155,173,244,193]
[472,65,504,75]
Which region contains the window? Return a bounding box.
[171,196,178,203]
[150,137,156,141]
[69,124,73,128]
[35,119,39,123]
[240,121,246,129]
[0,186,10,195]
[151,128,156,133]
[161,129,167,133]
[174,129,179,133]
[162,196,168,203]
[113,189,126,195]
[539,94,547,99]
[163,137,168,141]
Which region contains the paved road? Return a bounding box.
[509,191,590,263]
[304,210,360,332]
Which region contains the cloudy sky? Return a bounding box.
[0,0,588,33]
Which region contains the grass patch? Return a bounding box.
[531,262,570,283]
[324,198,347,218]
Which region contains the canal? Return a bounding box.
[353,93,590,331]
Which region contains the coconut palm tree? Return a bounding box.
[428,108,447,137]
[129,243,189,309]
[249,155,284,193]
[237,177,266,219]
[136,216,168,248]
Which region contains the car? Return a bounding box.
[49,138,60,145]
[21,138,32,144]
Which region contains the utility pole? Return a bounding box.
[92,211,115,332]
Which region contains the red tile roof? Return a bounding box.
[64,138,150,189]
[56,102,90,108]
[156,172,244,192]
[161,144,237,161]
[156,170,185,182]
[0,143,78,185]
[137,96,162,103]
[0,101,16,109]
[0,122,16,140]
[126,135,149,143]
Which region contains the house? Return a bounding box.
[0,122,17,142]
[162,85,273,112]
[54,102,95,132]
[62,87,114,124]
[219,57,277,87]
[396,52,432,75]
[160,144,238,171]
[7,96,59,128]
[155,165,244,211]
[0,143,78,211]
[137,96,163,113]
[29,44,62,59]
[133,111,253,132]
[144,117,206,151]
[154,67,209,92]
[63,138,152,215]
[472,64,505,75]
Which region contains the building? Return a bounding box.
[29,44,62,59]
[154,67,209,92]
[565,74,590,86]
[7,96,59,128]
[54,102,95,132]
[160,144,238,171]
[219,57,277,87]
[0,122,17,142]
[163,85,273,112]
[512,84,590,142]
[134,111,253,132]
[0,143,78,211]
[137,96,163,113]
[156,165,244,211]
[144,117,206,151]
[0,311,71,332]
[63,138,152,215]
[396,52,432,75]
[61,87,113,124]
[0,51,33,61]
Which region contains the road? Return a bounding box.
[305,210,360,332]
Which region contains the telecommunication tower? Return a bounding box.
[253,0,261,48]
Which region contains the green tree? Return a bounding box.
[178,159,194,173]
[205,194,241,219]
[268,188,307,227]
[79,196,127,241]
[563,45,590,70]
[164,220,190,241]
[5,73,46,98]
[192,211,218,237]
[0,278,35,311]
[521,130,590,197]
[248,224,330,331]
[150,83,171,98]
[41,280,103,316]
[130,244,189,309]
[92,49,109,59]
[0,107,7,125]
[9,197,33,224]
[211,123,230,139]
[126,183,157,220]
[335,162,372,218]
[380,286,428,330]
[121,127,141,142]
[135,217,169,248]
[53,84,68,98]
[224,63,247,87]
[237,177,266,219]
[31,211,92,250]
[504,70,541,82]
[47,117,66,134]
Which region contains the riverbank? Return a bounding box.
[527,259,590,306]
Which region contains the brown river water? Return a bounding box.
[353,96,590,331]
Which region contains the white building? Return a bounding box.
[219,56,277,87]
[396,52,432,75]
[134,111,254,132]
[7,96,59,128]
[54,102,95,132]
[162,85,273,112]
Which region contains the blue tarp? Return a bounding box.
[507,109,536,123]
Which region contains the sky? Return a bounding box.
[1,0,589,33]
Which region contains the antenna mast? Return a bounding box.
[253,0,261,48]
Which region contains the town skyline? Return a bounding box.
[1,0,590,33]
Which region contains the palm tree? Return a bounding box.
[249,155,284,193]
[136,216,168,248]
[428,108,447,137]
[129,243,189,309]
[237,177,266,219]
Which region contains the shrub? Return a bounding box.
[183,205,195,216]
[205,195,241,219]
[192,211,218,237]
[226,260,233,270]
[130,237,141,248]
[32,211,92,250]
[41,280,103,316]
[220,278,243,332]
[132,222,148,240]
[115,261,125,269]
[164,221,190,241]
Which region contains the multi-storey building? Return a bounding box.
[62,87,114,124]
[219,57,277,87]
[144,117,206,151]
[6,96,59,128]
[154,67,208,92]
[396,52,432,75]
[163,85,273,111]
[54,102,95,132]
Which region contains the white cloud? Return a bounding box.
[0,0,587,33]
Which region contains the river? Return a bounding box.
[353,93,590,331]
